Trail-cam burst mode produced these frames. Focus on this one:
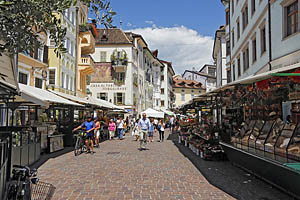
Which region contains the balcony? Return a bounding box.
[78,55,95,75]
[79,24,96,55]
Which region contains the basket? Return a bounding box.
[31,181,56,200]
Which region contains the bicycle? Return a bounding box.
[74,130,87,156]
[6,165,39,200]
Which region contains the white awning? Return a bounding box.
[19,84,83,108]
[228,62,300,86]
[161,108,175,116]
[49,90,91,105]
[141,108,164,118]
[86,96,123,110]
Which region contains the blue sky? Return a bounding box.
[90,1,226,74]
[108,0,225,36]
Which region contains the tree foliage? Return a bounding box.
[0,0,115,56]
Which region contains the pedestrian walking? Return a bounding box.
[117,117,124,140]
[170,116,175,133]
[158,119,165,142]
[108,119,116,140]
[132,119,139,141]
[148,118,154,142]
[94,117,101,147]
[138,113,150,150]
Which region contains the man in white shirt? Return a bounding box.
[138,113,150,150]
[170,116,175,133]
[117,117,124,140]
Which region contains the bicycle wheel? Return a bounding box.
[74,137,80,156]
[80,137,87,153]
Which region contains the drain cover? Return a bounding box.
[107,152,120,155]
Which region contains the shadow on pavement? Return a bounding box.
[30,147,73,169]
[167,132,295,200]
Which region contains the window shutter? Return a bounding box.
[114,93,117,104]
[43,45,48,64]
[34,45,38,59]
[122,93,125,105]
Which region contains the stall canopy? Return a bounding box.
[86,96,124,110]
[161,108,175,116]
[49,90,91,105]
[18,84,83,108]
[141,108,164,118]
[228,62,300,86]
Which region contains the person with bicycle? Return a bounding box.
[73,115,96,154]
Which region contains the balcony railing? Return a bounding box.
[79,56,95,67]
[112,59,127,66]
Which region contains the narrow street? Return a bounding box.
[37,130,234,200]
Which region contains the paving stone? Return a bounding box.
[37,130,235,200]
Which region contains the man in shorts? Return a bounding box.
[73,115,96,154]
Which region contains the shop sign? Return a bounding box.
[90,83,126,91]
[289,92,300,100]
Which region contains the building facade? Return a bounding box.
[88,29,160,115]
[222,0,300,83]
[213,26,227,88]
[47,3,95,97]
[160,60,175,110]
[18,33,48,89]
[182,65,217,92]
[173,77,205,107]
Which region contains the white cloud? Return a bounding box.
[145,20,154,25]
[126,26,214,74]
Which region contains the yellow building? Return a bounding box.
[18,32,48,89]
[47,2,95,97]
[173,77,205,108]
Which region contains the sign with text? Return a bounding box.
[90,83,126,91]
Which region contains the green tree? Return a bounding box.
[0,0,115,56]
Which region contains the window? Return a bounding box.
[232,0,234,14]
[61,72,65,88]
[181,89,185,92]
[226,10,230,25]
[260,26,266,54]
[237,57,241,77]
[242,5,249,30]
[243,47,250,71]
[161,100,165,106]
[181,94,185,101]
[161,75,164,81]
[97,93,108,101]
[232,64,236,81]
[237,19,240,40]
[66,39,70,54]
[156,99,159,106]
[19,72,28,84]
[49,69,55,85]
[251,0,256,15]
[115,72,125,84]
[161,88,165,94]
[70,77,73,91]
[66,75,69,90]
[35,78,43,89]
[208,68,216,76]
[37,47,43,62]
[71,11,75,25]
[100,51,107,62]
[232,29,235,47]
[285,1,298,37]
[227,69,232,83]
[114,93,125,105]
[226,40,230,56]
[191,90,194,93]
[252,37,257,63]
[71,41,74,57]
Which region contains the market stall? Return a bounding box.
[219,64,300,198]
[141,108,164,119]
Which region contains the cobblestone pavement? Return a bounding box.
[38,130,235,200]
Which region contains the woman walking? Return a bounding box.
[94,117,101,147]
[158,119,165,142]
[132,119,139,141]
[108,119,116,140]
